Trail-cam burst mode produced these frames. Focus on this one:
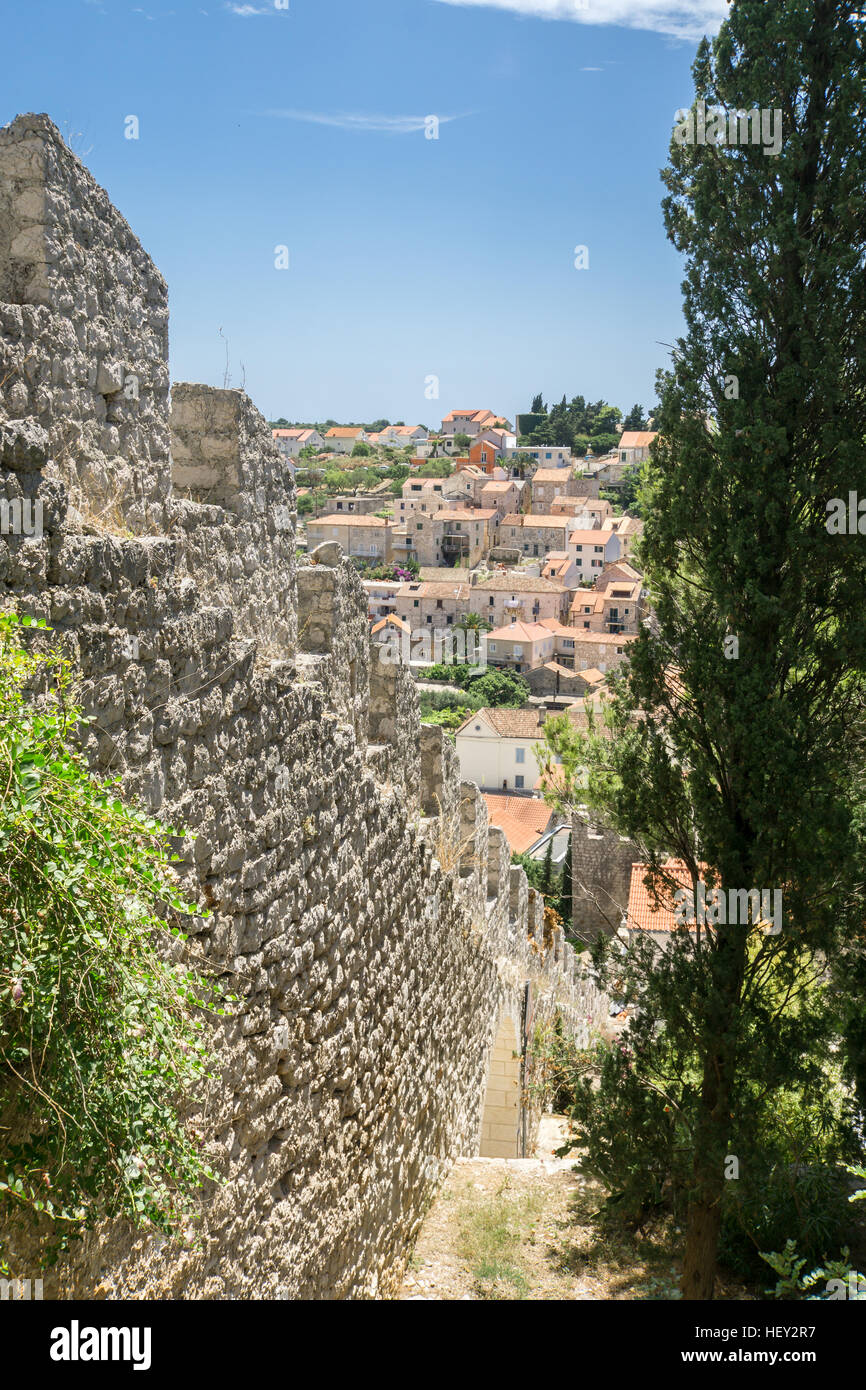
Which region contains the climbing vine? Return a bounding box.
[0,611,227,1254]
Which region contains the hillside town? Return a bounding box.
[272,404,653,889]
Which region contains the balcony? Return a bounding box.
[441,533,470,556]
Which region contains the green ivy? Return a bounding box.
[0,611,230,1256]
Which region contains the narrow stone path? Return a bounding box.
[396,1117,626,1300]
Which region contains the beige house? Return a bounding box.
[550,495,613,527]
[469,572,568,628]
[530,469,582,510]
[486,620,556,673]
[441,408,511,439]
[568,528,621,580]
[570,579,642,635]
[306,513,392,561]
[324,426,368,455]
[617,430,658,466]
[396,509,497,567]
[601,513,644,559]
[565,632,637,674]
[393,579,471,630]
[499,512,574,559]
[479,479,525,518]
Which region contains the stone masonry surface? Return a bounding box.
[0,115,608,1299]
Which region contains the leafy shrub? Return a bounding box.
[0,612,228,1253]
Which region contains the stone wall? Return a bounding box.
[0,115,608,1300]
[572,811,640,942]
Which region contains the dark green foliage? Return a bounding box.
[540,0,866,1297]
[0,614,229,1253]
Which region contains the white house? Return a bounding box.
[567,527,621,580]
[456,704,593,792]
[272,427,324,460]
[324,426,368,455]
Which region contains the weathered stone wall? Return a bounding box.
[0,113,170,531]
[572,811,640,942]
[0,115,607,1300]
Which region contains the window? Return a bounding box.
[564,638,574,648]
[583,622,590,629]
[515,775,525,789]
[489,596,495,605]
[515,748,525,763]
[417,523,423,531]
[426,616,432,624]
[446,614,453,624]
[413,599,419,608]
[436,599,443,609]
[489,643,497,652]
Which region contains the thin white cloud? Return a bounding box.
[580,65,603,70]
[432,0,728,43]
[264,109,469,133]
[225,3,282,15]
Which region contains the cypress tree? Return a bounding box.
[543,0,866,1299]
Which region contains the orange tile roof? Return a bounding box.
[326,426,365,438]
[310,514,390,527]
[625,861,704,933]
[482,794,555,855]
[618,431,658,449]
[487,620,554,642]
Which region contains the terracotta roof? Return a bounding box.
[396,581,471,599]
[537,618,575,636]
[326,426,365,438]
[618,431,658,449]
[570,529,612,544]
[487,621,555,642]
[625,861,702,933]
[310,514,389,527]
[443,409,495,423]
[457,704,592,739]
[569,631,637,646]
[482,794,555,855]
[435,508,497,522]
[481,481,517,493]
[473,573,564,593]
[595,562,643,586]
[371,616,410,635]
[579,668,606,684]
[532,469,576,483]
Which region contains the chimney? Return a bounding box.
[538,703,547,725]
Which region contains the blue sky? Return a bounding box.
[2,0,728,426]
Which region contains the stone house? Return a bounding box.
[469,571,568,628]
[306,513,393,561]
[485,620,556,672]
[531,468,582,510]
[393,579,471,630]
